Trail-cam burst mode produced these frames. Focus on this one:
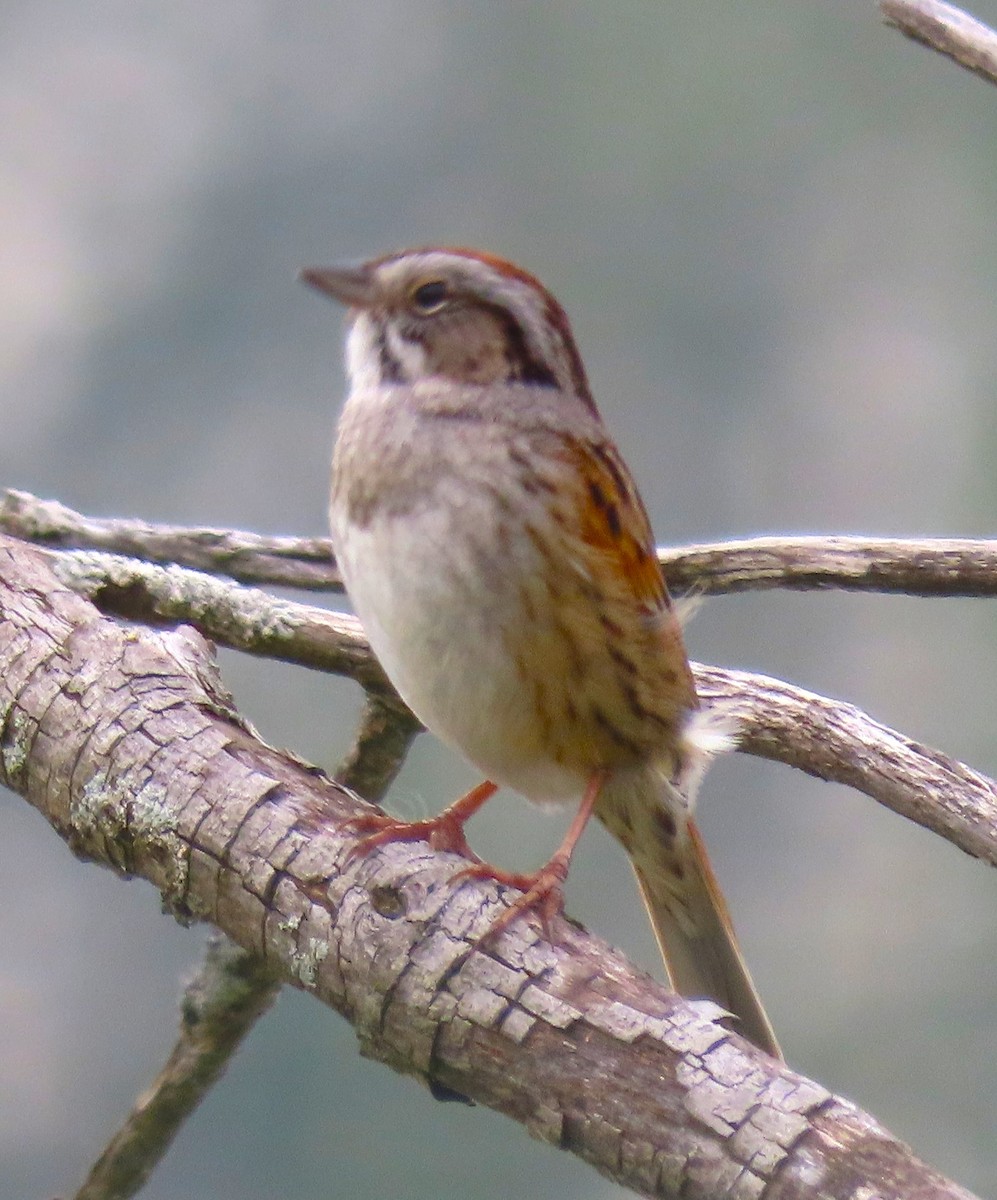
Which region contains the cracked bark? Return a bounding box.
[0,536,980,1199]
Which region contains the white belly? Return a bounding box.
[331,500,585,805]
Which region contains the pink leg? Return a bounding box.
[345,779,499,861]
[455,768,607,944]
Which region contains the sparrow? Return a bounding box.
[302,248,781,1058]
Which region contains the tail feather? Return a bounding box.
[598,772,782,1060]
[633,819,781,1059]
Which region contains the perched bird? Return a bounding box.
[302,248,780,1058]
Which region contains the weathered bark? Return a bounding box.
[0,534,979,1199]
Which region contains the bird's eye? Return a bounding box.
[411,280,449,312]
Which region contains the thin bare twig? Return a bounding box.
[12,488,997,598]
[0,488,341,591]
[660,534,997,596]
[696,666,997,867]
[333,694,422,801]
[882,0,997,87]
[73,937,281,1200]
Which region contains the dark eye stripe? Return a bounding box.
[490,307,559,388]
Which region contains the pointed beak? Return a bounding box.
[299,263,378,309]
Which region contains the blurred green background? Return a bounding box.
[3,2,997,1196]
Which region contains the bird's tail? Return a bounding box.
[597,769,782,1060]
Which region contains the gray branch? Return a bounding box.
[661,534,997,596]
[49,545,396,700]
[882,0,997,87]
[695,665,997,868]
[11,487,997,597]
[73,936,281,1200]
[333,694,422,800]
[0,534,978,1199]
[0,487,342,591]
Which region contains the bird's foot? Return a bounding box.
[342,779,498,862]
[342,810,481,860]
[453,855,570,944]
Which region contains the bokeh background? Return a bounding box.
[3,2,997,1196]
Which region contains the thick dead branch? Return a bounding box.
[0,535,979,1199]
[11,488,997,598]
[882,0,997,87]
[44,545,997,869]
